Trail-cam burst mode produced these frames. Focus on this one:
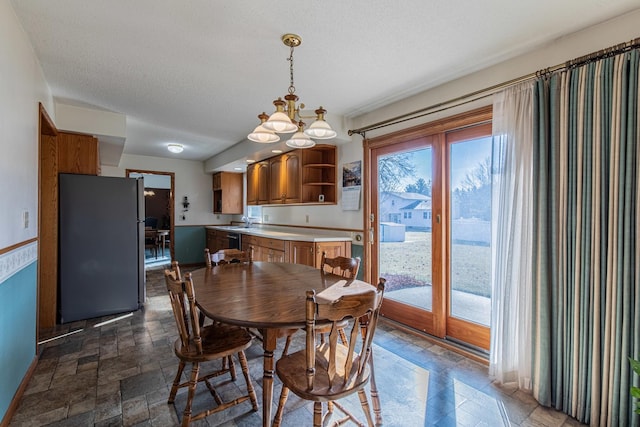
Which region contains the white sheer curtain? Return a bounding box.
[489,82,534,389]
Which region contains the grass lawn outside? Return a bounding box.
[379,231,491,298]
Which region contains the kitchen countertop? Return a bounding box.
[205,224,353,242]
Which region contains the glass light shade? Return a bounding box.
[167,144,184,153]
[248,125,280,143]
[285,131,316,148]
[262,111,297,133]
[303,119,337,139]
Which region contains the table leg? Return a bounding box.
[261,328,278,427]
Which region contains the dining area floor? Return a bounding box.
[9,267,585,427]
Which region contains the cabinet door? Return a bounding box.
[256,161,270,204]
[267,249,286,263]
[221,173,243,213]
[206,230,216,252]
[213,172,243,214]
[247,161,270,205]
[283,151,301,203]
[215,233,227,252]
[289,241,315,266]
[246,164,258,205]
[314,241,351,268]
[58,131,99,175]
[269,151,301,204]
[269,156,285,204]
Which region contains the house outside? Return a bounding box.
[379,191,490,246]
[379,192,432,230]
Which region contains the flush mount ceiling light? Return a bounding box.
[167,143,184,153]
[248,33,336,148]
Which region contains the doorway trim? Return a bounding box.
[125,169,176,261]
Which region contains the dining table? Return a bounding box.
[156,229,169,256]
[190,261,382,427]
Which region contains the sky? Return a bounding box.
[389,136,492,191]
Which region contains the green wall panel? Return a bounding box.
[0,261,37,420]
[174,226,206,265]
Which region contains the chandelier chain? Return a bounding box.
[287,44,296,95]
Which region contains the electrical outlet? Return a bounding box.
[22,210,29,229]
[305,214,309,223]
[264,214,269,222]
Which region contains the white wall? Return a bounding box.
[101,154,233,226]
[0,0,53,250]
[351,9,640,137]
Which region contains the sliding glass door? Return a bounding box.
[367,108,492,350]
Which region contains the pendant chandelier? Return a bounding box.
[247,34,336,148]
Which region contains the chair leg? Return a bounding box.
[357,389,375,427]
[338,328,348,346]
[237,351,259,411]
[368,353,383,426]
[228,355,236,380]
[281,333,293,357]
[182,362,200,427]
[168,361,185,403]
[313,401,323,427]
[273,385,289,427]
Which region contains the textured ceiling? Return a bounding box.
[10,1,640,164]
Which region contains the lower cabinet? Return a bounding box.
[289,240,352,268]
[208,228,352,268]
[289,241,315,266]
[206,229,228,255]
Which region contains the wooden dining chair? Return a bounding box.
[320,252,361,279]
[164,268,258,426]
[280,253,361,357]
[273,279,386,427]
[145,229,159,258]
[204,248,251,267]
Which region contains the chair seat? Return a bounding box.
[173,323,253,362]
[276,342,371,402]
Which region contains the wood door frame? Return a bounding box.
[125,169,176,261]
[37,103,59,333]
[363,105,492,348]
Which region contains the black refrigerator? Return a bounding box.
[58,173,146,323]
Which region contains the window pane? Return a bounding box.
[449,137,492,326]
[378,147,432,311]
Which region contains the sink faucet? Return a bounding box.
[241,216,252,228]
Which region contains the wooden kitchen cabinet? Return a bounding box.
[254,236,286,262]
[301,144,337,204]
[57,131,100,175]
[246,161,269,205]
[289,240,352,268]
[289,240,315,266]
[269,150,301,204]
[248,146,337,206]
[206,229,215,252]
[314,241,352,268]
[213,172,243,214]
[206,229,228,254]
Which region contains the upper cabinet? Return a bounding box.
[57,131,100,175]
[213,172,243,214]
[269,150,301,204]
[246,145,337,206]
[246,161,269,205]
[301,145,336,204]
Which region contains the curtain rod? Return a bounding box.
[348,36,640,137]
